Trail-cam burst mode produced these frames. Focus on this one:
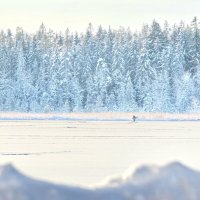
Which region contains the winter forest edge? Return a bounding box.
[1,17,200,113]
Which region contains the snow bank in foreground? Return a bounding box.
[0,112,200,121]
[0,162,200,200]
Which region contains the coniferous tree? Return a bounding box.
[0,20,199,112]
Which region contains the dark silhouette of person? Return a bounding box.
[132,115,137,122]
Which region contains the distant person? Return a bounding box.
[132,115,137,122]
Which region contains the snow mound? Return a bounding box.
[0,164,17,176]
[1,162,200,200]
[0,164,24,183]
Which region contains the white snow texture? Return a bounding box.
[0,162,200,200]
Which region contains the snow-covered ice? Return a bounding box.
[1,119,200,187]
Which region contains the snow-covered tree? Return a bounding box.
[0,20,199,113]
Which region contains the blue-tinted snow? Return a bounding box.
[0,162,200,200]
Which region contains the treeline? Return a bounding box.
[0,18,200,112]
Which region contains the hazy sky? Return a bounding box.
[0,0,199,32]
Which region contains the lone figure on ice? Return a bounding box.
[132,115,137,122]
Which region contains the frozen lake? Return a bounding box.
[0,120,200,186]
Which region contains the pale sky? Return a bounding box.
[0,0,199,33]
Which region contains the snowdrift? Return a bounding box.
[1,162,200,200]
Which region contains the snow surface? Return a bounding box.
[0,112,200,121]
[0,162,200,200]
[1,120,200,186]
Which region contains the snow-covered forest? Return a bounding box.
[1,18,200,113]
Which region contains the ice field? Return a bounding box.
[0,120,200,186]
